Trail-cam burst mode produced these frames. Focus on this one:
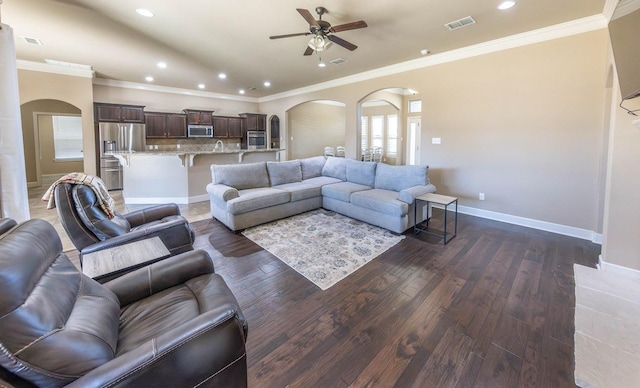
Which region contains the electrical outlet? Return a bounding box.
[479,192,485,200]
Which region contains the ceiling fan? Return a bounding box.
[269,7,368,56]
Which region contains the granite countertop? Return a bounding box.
[109,148,285,156]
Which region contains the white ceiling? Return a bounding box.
[2,0,612,98]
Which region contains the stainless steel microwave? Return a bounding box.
[187,124,213,138]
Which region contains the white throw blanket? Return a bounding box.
[42,172,117,219]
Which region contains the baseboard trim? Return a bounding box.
[598,255,640,280]
[123,194,208,205]
[457,205,602,244]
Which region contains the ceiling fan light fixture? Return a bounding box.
[308,35,332,52]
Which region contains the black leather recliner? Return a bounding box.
[53,182,195,261]
[0,218,248,387]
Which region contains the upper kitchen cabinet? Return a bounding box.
[228,117,243,138]
[95,103,145,123]
[145,112,187,139]
[239,113,266,131]
[184,109,213,125]
[212,116,244,138]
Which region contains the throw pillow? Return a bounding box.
[322,156,347,181]
[300,156,326,180]
[267,160,302,186]
[211,162,270,189]
[375,163,429,191]
[346,159,376,187]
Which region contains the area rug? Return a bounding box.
[242,209,404,290]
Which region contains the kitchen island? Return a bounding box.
[111,148,283,204]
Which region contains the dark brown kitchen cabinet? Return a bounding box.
[166,114,187,138]
[212,116,244,138]
[95,103,145,123]
[239,113,266,131]
[212,117,228,138]
[145,112,187,139]
[184,110,213,125]
[228,117,244,138]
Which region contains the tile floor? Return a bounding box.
[28,180,211,252]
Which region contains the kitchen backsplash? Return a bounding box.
[145,138,241,151]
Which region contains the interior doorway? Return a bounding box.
[407,117,421,165]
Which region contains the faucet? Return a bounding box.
[215,140,224,152]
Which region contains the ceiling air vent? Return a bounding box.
[444,16,476,31]
[22,36,43,45]
[330,58,348,65]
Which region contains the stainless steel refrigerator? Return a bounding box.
[98,122,146,190]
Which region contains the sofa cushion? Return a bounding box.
[211,162,269,189]
[375,164,429,192]
[273,182,322,202]
[226,188,290,215]
[267,160,302,186]
[322,156,348,181]
[346,160,376,187]
[302,176,343,188]
[300,156,326,180]
[351,189,409,217]
[322,181,371,203]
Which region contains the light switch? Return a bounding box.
[432,137,441,144]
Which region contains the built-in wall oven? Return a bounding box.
[247,131,266,149]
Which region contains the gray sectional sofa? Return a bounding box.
[206,156,436,233]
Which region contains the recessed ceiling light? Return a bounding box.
[198,83,205,89]
[318,62,326,68]
[239,89,245,94]
[263,81,271,87]
[136,8,154,17]
[218,73,227,79]
[157,62,167,69]
[420,49,429,56]
[497,1,516,10]
[145,76,154,82]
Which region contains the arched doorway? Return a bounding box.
[287,100,346,160]
[20,99,83,187]
[358,88,420,165]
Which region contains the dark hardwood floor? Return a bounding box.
[65,210,599,386]
[191,210,599,387]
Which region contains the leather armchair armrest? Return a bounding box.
[104,250,215,306]
[65,306,247,388]
[79,217,193,260]
[207,183,239,201]
[124,203,181,227]
[398,184,437,204]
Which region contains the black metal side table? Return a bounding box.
[414,193,458,244]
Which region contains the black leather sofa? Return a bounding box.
[0,218,248,387]
[53,183,195,262]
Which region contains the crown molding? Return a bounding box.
[259,14,609,103]
[611,0,640,19]
[16,59,95,78]
[93,78,258,103]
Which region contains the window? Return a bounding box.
[371,116,384,150]
[361,116,368,152]
[52,115,83,160]
[386,115,398,157]
[409,99,422,113]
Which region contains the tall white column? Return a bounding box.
[0,22,30,222]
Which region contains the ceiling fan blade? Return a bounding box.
[297,8,320,29]
[327,35,358,51]
[329,20,368,33]
[304,46,314,56]
[270,32,311,39]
